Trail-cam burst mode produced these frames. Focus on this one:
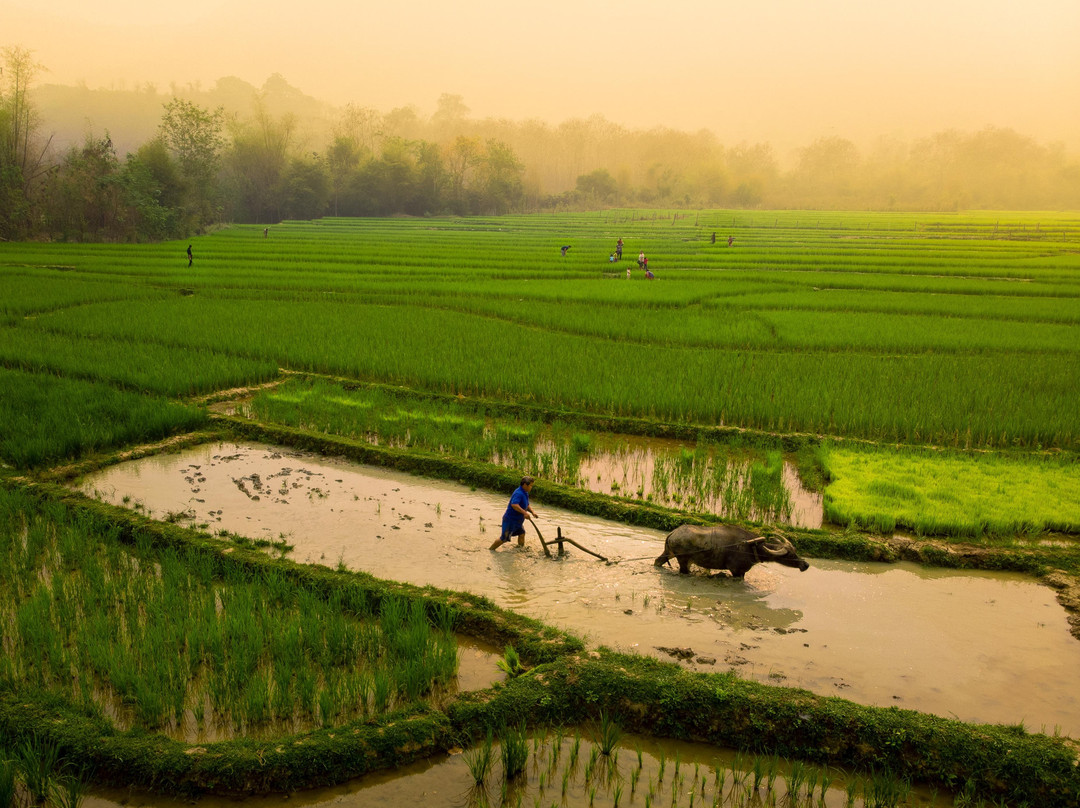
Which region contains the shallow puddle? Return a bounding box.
[81,442,1080,737]
[82,731,950,808]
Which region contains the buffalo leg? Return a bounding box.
[677,556,692,574]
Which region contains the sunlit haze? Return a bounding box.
[4,0,1079,148]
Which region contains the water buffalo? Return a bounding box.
[654,524,809,578]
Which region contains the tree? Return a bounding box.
[0,46,51,239]
[42,133,123,241]
[575,168,618,203]
[281,156,330,220]
[444,135,482,213]
[158,98,225,228]
[220,102,295,223]
[478,139,524,214]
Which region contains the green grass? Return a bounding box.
[0,367,208,469]
[819,444,1080,537]
[1,211,1076,456]
[0,486,459,734]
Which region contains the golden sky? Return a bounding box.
[5,0,1079,146]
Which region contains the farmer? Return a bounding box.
[637,251,645,269]
[490,476,538,551]
[616,237,624,259]
[561,245,571,257]
[727,235,734,247]
[186,244,193,267]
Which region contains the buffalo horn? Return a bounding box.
[761,539,788,556]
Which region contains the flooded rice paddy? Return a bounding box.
[83,731,950,808]
[81,442,1080,738]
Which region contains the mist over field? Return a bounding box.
[2,0,1079,237]
[6,0,1080,149]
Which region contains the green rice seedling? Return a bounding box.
[863,768,911,808]
[783,760,806,804]
[817,768,832,801]
[50,770,89,808]
[497,644,525,678]
[674,750,681,778]
[613,782,623,807]
[766,755,779,793]
[15,733,62,804]
[596,710,622,756]
[631,766,641,794]
[562,766,571,797]
[372,668,392,714]
[500,722,529,781]
[569,733,581,770]
[584,747,598,783]
[712,765,725,794]
[0,758,17,808]
[844,777,859,807]
[464,729,495,785]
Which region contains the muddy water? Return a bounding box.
[81,442,1080,737]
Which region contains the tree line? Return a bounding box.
[2,46,1078,243]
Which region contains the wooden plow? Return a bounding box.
[531,522,607,562]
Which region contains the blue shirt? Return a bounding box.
[502,486,530,530]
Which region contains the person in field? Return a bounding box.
[627,265,631,279]
[637,251,645,269]
[645,268,654,280]
[711,232,717,244]
[490,476,538,551]
[186,244,193,267]
[561,245,571,257]
[616,237,624,259]
[728,235,734,247]
[643,256,649,275]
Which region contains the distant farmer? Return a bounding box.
[561,245,571,257]
[627,266,631,279]
[616,237,624,259]
[727,235,734,247]
[186,244,193,267]
[263,227,269,238]
[490,476,538,551]
[637,251,645,269]
[711,232,717,244]
[645,268,655,280]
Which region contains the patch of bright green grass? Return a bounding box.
[819,444,1080,538]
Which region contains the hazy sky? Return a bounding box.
[5,0,1079,147]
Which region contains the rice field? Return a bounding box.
[0,486,459,738]
[1,210,1078,467]
[2,209,1080,804]
[451,725,943,808]
[243,376,797,522]
[819,444,1080,537]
